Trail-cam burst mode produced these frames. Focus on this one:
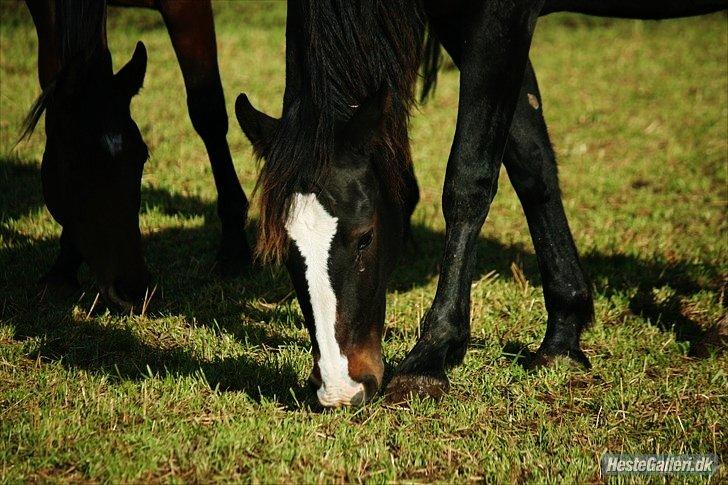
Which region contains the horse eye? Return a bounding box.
[357,230,374,251]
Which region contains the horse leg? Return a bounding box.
[26,0,59,89]
[504,61,593,368]
[158,0,252,275]
[386,0,543,401]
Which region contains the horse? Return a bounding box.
[23,0,251,310]
[235,0,727,407]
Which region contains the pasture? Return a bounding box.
[1,2,726,482]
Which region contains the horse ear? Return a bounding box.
[338,88,387,151]
[235,93,279,156]
[114,41,147,98]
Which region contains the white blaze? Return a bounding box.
[101,132,123,157]
[285,193,364,406]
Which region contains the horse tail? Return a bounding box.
[542,0,727,19]
[420,29,442,102]
[18,0,107,143]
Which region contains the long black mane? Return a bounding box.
[19,0,107,142]
[255,0,435,262]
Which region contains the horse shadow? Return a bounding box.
[1,156,315,408]
[397,223,725,360]
[1,157,725,406]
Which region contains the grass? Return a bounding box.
[1,2,727,482]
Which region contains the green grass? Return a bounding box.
[1,2,727,482]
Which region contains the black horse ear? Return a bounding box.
[114,41,147,98]
[235,93,279,156]
[338,88,387,151]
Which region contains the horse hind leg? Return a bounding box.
[159,0,252,276]
[503,61,593,368]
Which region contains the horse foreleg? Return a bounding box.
[386,0,543,401]
[504,61,593,369]
[158,0,252,275]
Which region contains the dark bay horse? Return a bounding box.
[24,0,251,309]
[236,0,727,406]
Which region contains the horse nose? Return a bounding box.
[315,373,382,407]
[102,270,151,313]
[316,381,367,407]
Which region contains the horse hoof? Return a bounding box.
[529,346,592,370]
[384,373,450,404]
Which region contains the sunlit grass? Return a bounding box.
[1,3,726,481]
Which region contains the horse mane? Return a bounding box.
[18,0,107,143]
[255,0,433,263]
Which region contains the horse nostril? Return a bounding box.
[349,388,366,407]
[360,375,379,400]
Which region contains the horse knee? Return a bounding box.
[511,168,558,205]
[443,165,500,223]
[505,141,560,206]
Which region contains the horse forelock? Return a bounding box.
[254,0,424,265]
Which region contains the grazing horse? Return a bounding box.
[236,0,727,407]
[24,0,251,309]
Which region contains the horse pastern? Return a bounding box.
[444,337,468,368]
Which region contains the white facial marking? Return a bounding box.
[285,193,365,407]
[527,93,540,110]
[102,132,123,156]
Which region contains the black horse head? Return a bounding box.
[234,0,427,407]
[237,90,409,406]
[25,42,150,308]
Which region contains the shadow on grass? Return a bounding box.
[1,157,725,404]
[1,157,314,408]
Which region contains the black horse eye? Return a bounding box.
[357,230,374,251]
